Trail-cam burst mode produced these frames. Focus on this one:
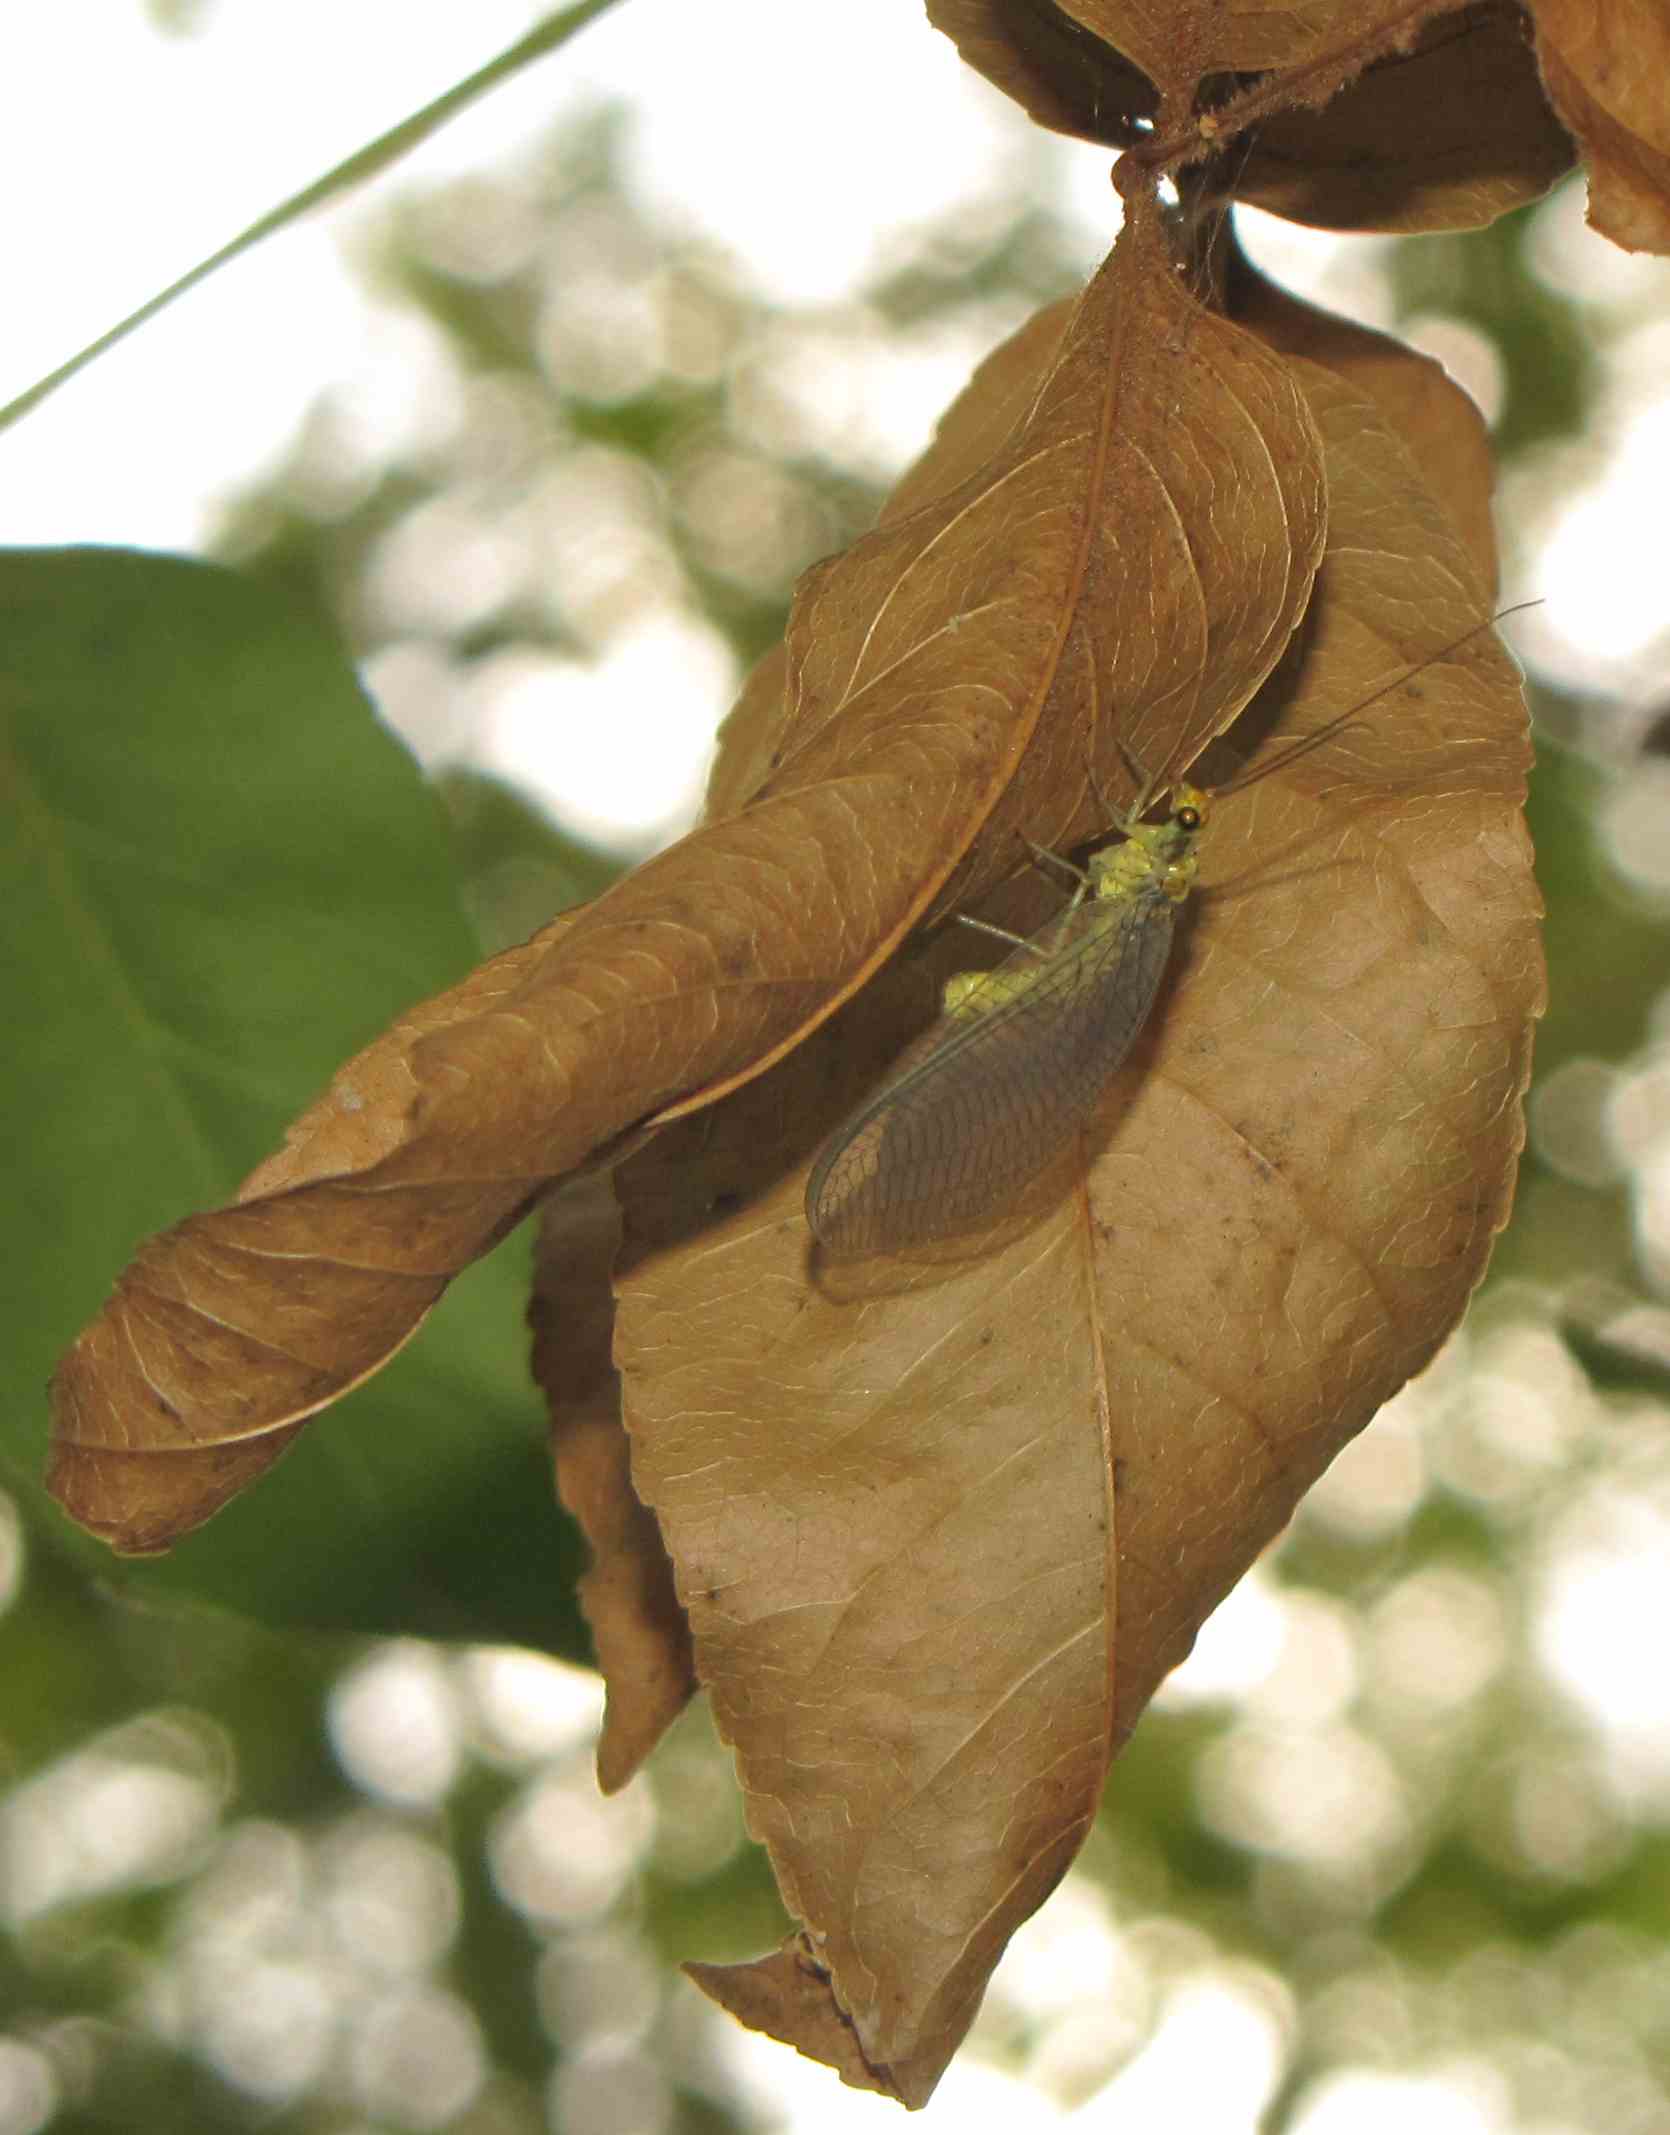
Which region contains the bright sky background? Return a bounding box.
[0,0,1116,554]
[8,7,1670,2130]
[8,0,1669,817]
[0,0,1123,847]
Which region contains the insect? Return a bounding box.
[804,772,1210,1257]
[804,613,1529,1258]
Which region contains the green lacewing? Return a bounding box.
[805,778,1207,1255]
[805,613,1529,1258]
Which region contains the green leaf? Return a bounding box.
[4,547,587,1654]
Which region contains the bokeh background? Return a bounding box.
[7,4,1670,2132]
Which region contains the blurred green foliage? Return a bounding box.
[1,548,585,1656]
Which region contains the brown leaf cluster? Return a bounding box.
[52,0,1670,2104]
[933,0,1670,252]
[594,246,1539,2103]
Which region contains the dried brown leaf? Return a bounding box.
[1088,350,1540,1714]
[530,1174,693,1794]
[923,0,1157,146]
[47,199,1324,1558]
[1231,3,1575,233]
[689,1939,902,2098]
[932,0,1574,234]
[1532,0,1670,252]
[608,333,1539,2100]
[942,0,1451,91]
[49,930,561,1549]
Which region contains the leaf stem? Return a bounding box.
[1118,0,1460,192]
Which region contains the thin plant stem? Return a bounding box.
[0,0,624,436]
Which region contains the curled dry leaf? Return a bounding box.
[607,315,1540,2098]
[687,1941,886,2097]
[48,928,561,1551]
[1532,0,1670,253]
[938,0,1462,93]
[921,0,1157,146]
[1229,1,1575,233]
[530,1173,693,1795]
[46,196,1323,1557]
[931,0,1573,233]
